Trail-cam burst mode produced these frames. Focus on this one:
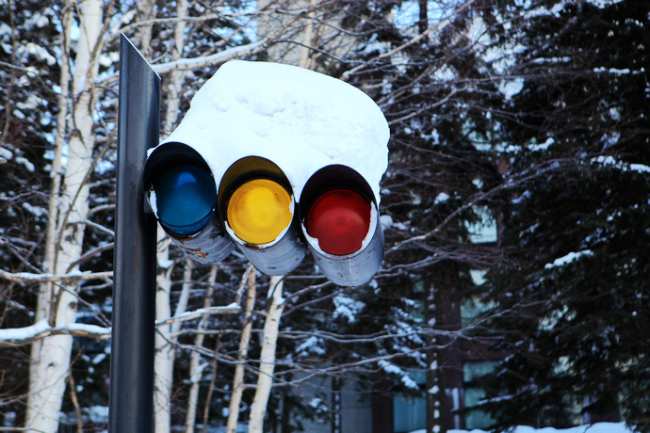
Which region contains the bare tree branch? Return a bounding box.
[0,269,113,283]
[0,304,240,346]
[152,38,269,74]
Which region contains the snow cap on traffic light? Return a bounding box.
[144,60,390,284]
[155,60,389,204]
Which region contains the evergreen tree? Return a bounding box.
[478,0,650,430]
[334,2,505,431]
[0,0,64,424]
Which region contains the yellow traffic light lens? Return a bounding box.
[227,178,293,245]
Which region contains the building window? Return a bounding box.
[460,270,493,329]
[463,361,498,430]
[393,395,426,433]
[393,370,426,433]
[466,206,498,244]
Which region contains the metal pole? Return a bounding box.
[109,34,160,433]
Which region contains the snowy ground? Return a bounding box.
[411,423,633,433]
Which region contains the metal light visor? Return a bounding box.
[305,188,373,256]
[143,142,234,263]
[219,156,307,275]
[300,165,384,286]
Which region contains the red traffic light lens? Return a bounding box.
[306,189,371,255]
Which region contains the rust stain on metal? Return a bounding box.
[244,243,264,250]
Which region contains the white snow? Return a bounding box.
[295,336,325,356]
[468,17,490,48]
[545,250,593,269]
[16,42,56,66]
[94,160,114,175]
[467,206,498,244]
[434,192,450,204]
[378,360,420,390]
[189,361,208,384]
[499,78,525,100]
[529,137,554,152]
[296,336,319,352]
[15,157,35,172]
[157,60,389,203]
[470,270,487,286]
[22,202,46,217]
[92,353,106,365]
[593,155,619,167]
[0,318,50,341]
[157,256,174,269]
[360,33,390,55]
[17,94,46,111]
[85,406,109,424]
[332,294,366,323]
[592,155,650,173]
[593,67,644,75]
[586,0,624,8]
[410,422,634,433]
[0,147,13,162]
[380,214,394,229]
[630,163,650,173]
[434,65,456,82]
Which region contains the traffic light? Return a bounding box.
[217,155,307,275]
[299,165,384,286]
[143,60,389,286]
[143,142,235,264]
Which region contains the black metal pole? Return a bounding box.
[109,34,160,433]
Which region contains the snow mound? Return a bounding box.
[409,422,634,433]
[160,60,390,202]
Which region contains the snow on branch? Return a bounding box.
[0,269,113,283]
[341,0,476,81]
[0,319,110,345]
[0,304,240,346]
[152,39,268,74]
[155,303,241,327]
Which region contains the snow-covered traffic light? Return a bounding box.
[143,142,235,264]
[299,165,384,286]
[216,156,306,275]
[143,60,389,286]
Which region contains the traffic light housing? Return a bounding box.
[299,165,384,286]
[217,156,307,275]
[143,60,389,286]
[143,142,235,264]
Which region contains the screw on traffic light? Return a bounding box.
[143,60,389,286]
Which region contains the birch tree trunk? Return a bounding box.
[36,0,72,322]
[248,276,285,433]
[153,229,175,433]
[26,1,103,431]
[184,265,218,433]
[132,0,157,59]
[226,268,257,433]
[153,1,189,430]
[155,256,192,432]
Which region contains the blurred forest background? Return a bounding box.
[0,0,648,432]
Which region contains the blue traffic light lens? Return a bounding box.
[155,165,216,236]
